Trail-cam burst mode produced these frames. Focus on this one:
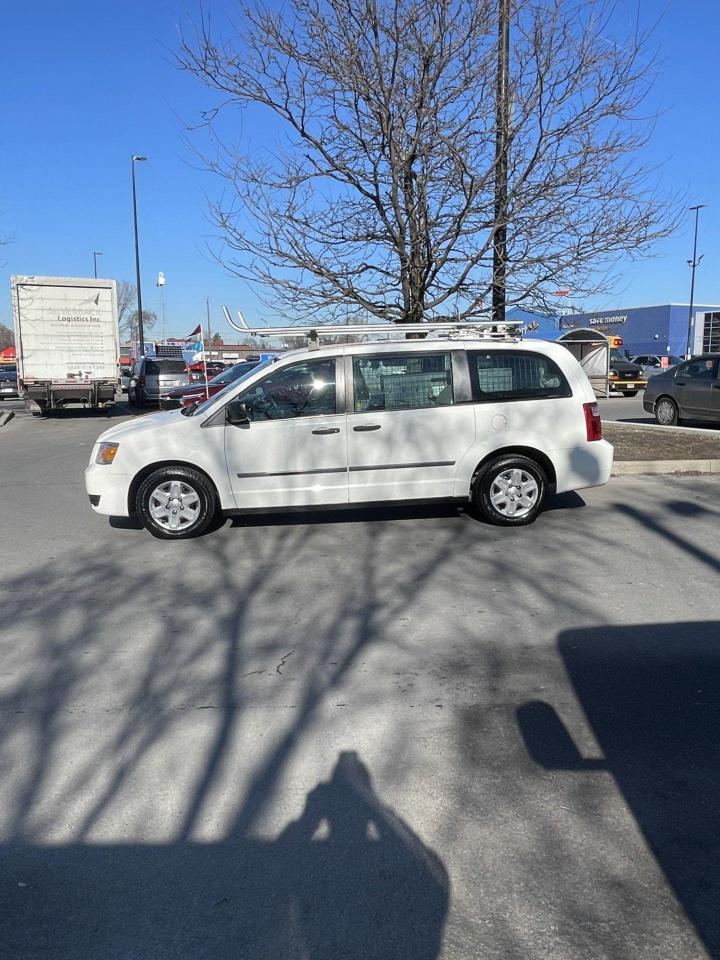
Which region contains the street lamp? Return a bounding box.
[93,251,103,278]
[131,155,148,355]
[685,204,706,358]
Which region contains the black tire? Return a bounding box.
[136,466,217,540]
[622,390,638,397]
[654,396,679,426]
[472,454,547,527]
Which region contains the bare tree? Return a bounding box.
[122,309,158,344]
[179,0,678,323]
[116,281,136,338]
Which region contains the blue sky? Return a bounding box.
[0,0,718,338]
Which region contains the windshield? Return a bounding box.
[211,360,258,386]
[186,357,278,417]
[610,349,633,363]
[667,355,683,366]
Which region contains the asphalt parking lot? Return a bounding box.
[1,408,720,959]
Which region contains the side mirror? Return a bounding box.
[226,398,250,425]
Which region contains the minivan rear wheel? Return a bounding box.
[473,455,547,526]
[136,466,216,539]
[655,396,679,426]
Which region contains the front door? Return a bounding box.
[673,358,719,419]
[225,356,348,508]
[346,350,475,502]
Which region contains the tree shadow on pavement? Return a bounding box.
[518,621,720,958]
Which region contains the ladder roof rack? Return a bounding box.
[221,307,523,343]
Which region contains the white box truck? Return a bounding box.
[11,276,119,413]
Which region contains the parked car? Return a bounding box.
[162,360,261,409]
[118,364,133,393]
[188,362,226,383]
[86,337,613,539]
[127,357,191,407]
[643,354,720,426]
[0,363,19,399]
[631,354,683,377]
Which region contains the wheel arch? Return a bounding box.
[470,446,557,490]
[128,460,220,515]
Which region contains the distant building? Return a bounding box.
[560,304,720,357]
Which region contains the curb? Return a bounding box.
[0,411,14,428]
[612,459,720,476]
[602,419,720,437]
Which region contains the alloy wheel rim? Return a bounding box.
[148,480,201,531]
[657,400,675,424]
[489,468,539,519]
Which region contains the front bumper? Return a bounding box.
[609,379,646,392]
[84,464,132,517]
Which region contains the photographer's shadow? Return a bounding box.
[278,751,449,960]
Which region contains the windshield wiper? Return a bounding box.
[181,402,199,417]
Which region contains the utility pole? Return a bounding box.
[131,155,148,355]
[492,0,510,325]
[685,204,706,358]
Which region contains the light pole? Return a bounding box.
[685,204,706,358]
[131,155,148,355]
[93,251,103,278]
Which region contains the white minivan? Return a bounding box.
[85,337,613,539]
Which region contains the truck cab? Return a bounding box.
[607,335,646,396]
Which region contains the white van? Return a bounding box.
[85,337,613,539]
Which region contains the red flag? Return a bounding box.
[185,324,202,339]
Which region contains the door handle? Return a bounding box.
[712,384,720,390]
[353,424,381,432]
[312,427,340,435]
[675,381,686,386]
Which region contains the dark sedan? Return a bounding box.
[0,363,19,399]
[643,354,720,425]
[162,360,260,408]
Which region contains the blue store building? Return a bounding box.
[558,304,720,358]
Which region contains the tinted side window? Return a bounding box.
[468,351,571,402]
[353,353,453,412]
[676,359,717,380]
[241,358,337,420]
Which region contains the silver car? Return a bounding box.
[128,358,191,407]
[631,354,683,377]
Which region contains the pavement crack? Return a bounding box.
[276,650,295,675]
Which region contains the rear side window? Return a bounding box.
[145,359,187,375]
[468,351,571,402]
[353,353,453,412]
[675,358,717,380]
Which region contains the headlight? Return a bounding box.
[96,442,119,465]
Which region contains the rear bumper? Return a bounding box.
[25,381,116,407]
[551,439,614,493]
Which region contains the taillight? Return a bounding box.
[139,376,146,386]
[583,401,602,441]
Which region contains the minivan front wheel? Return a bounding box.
[136,467,216,539]
[473,455,547,526]
[655,396,679,426]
